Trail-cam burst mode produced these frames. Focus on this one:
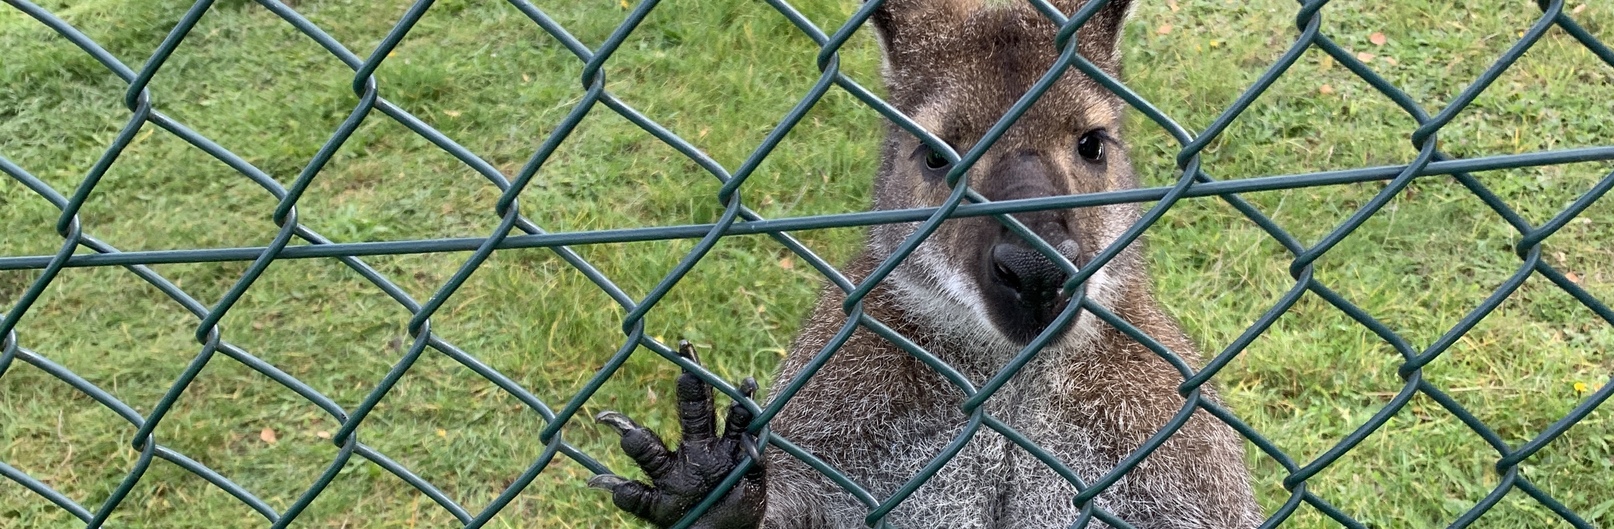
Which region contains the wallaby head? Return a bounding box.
[865,0,1143,348]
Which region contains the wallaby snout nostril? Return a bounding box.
[992,260,1020,291]
[990,243,1071,305]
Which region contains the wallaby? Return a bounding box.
[587,0,1262,527]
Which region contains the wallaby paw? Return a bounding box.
[591,340,767,529]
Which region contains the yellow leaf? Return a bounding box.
[316,430,332,439]
[436,429,448,437]
[620,0,630,9]
[444,110,463,117]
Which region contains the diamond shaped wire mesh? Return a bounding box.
[1,0,1612,527]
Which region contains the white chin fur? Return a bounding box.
[883,241,1122,362]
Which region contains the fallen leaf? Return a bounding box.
[779,257,794,270]
[1168,0,1180,12]
[1319,84,1335,95]
[1573,4,1586,14]
[444,110,463,117]
[1383,56,1398,66]
[436,429,448,437]
[260,428,278,444]
[1356,51,1377,62]
[316,430,332,439]
[1157,24,1173,35]
[1566,272,1582,284]
[619,0,630,9]
[1369,32,1387,46]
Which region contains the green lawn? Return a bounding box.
[2,0,1612,527]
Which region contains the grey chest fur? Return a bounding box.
[770,373,1117,529]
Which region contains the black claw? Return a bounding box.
[587,474,630,490]
[595,411,640,434]
[739,377,758,398]
[677,339,701,367]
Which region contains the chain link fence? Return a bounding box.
[2,0,1612,527]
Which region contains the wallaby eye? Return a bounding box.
[1077,130,1105,163]
[923,147,952,171]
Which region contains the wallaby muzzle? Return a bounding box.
[976,150,1085,344]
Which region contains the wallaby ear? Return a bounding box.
[1047,0,1135,71]
[867,0,1135,73]
[866,0,978,60]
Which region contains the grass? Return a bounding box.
[1,0,1611,527]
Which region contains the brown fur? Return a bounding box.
[752,0,1262,527]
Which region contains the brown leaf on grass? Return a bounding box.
[260,428,278,444]
[1566,272,1582,284]
[1356,51,1377,62]
[1573,4,1586,14]
[1157,24,1173,35]
[1369,32,1387,46]
[1319,84,1336,95]
[315,430,332,440]
[779,257,794,270]
[1168,0,1180,12]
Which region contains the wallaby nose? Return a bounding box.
[990,243,1069,307]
